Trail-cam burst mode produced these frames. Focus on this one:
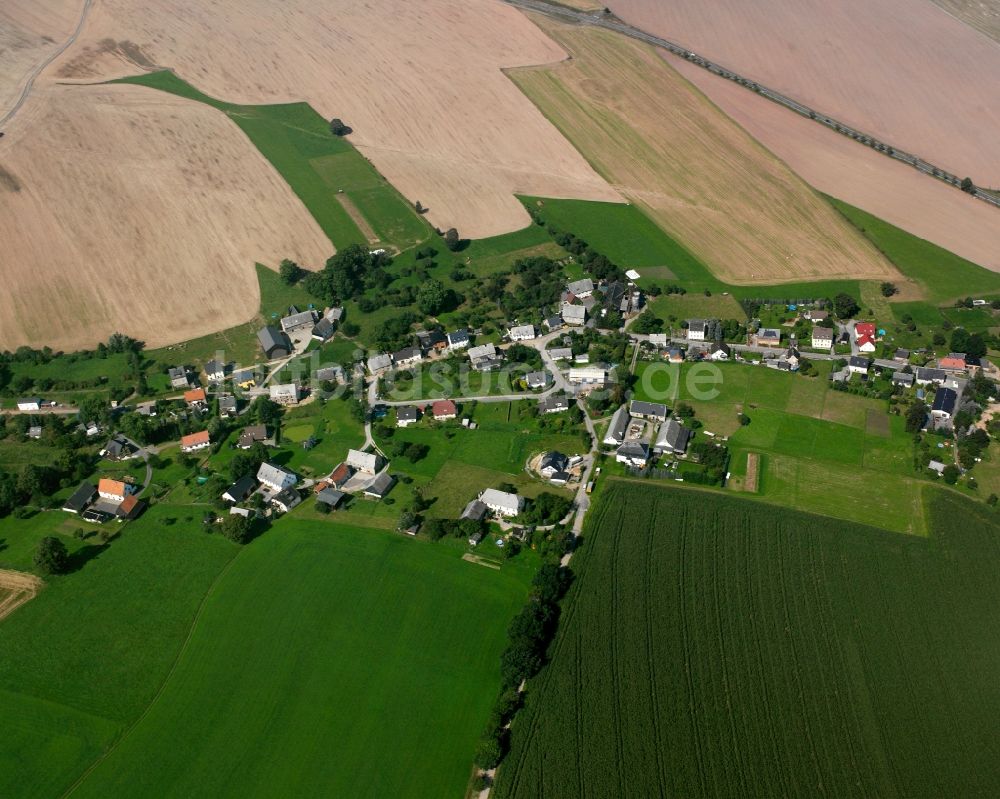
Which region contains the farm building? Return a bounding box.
[258,326,293,359]
[222,475,257,504]
[364,473,396,499]
[603,406,630,446]
[567,278,594,298]
[616,441,650,468]
[62,483,97,514]
[316,487,346,509]
[654,419,692,455]
[116,495,145,521]
[98,478,129,503]
[569,366,607,386]
[393,346,423,368]
[630,400,668,423]
[16,398,42,412]
[561,303,587,326]
[315,366,346,384]
[461,499,488,522]
[280,309,317,333]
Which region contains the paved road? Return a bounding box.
[0,0,93,128]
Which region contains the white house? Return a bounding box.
[847,356,871,375]
[204,359,226,382]
[447,329,470,350]
[271,487,302,513]
[508,324,537,342]
[180,430,211,453]
[467,343,496,362]
[479,488,524,517]
[539,396,569,414]
[686,320,706,341]
[367,353,393,374]
[397,406,419,427]
[98,478,128,503]
[931,387,958,421]
[811,327,834,350]
[269,383,300,406]
[346,448,381,474]
[257,462,297,492]
[616,442,650,468]
[526,371,551,390]
[16,398,42,412]
[393,346,423,368]
[707,342,731,361]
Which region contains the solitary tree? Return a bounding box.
[220,513,254,544]
[961,177,975,194]
[34,536,69,575]
[880,282,898,298]
[832,292,860,319]
[329,118,351,136]
[443,227,461,252]
[279,259,305,285]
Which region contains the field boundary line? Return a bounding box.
[60,548,243,797]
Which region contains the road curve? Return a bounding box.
[0,0,94,129]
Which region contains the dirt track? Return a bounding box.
[0,569,43,622]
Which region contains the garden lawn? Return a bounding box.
[70,521,533,799]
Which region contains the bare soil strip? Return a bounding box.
[0,569,43,622]
[744,453,760,493]
[335,194,379,244]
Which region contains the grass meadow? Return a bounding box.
[496,482,1000,798]
[68,520,532,799]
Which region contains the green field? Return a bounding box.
[115,71,428,251]
[496,482,1000,798]
[68,521,531,799]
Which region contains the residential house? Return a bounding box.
[805,309,829,322]
[544,315,563,331]
[16,398,42,411]
[667,347,685,364]
[854,322,877,353]
[616,441,650,468]
[347,448,381,474]
[204,360,226,382]
[219,395,238,417]
[847,356,871,375]
[811,327,834,350]
[708,342,731,361]
[62,483,97,514]
[654,419,692,455]
[895,349,911,361]
[892,372,915,387]
[364,472,396,499]
[539,451,569,478]
[603,406,630,446]
[181,430,211,453]
[397,406,419,427]
[315,365,345,384]
[479,488,524,517]
[756,328,782,347]
[271,487,302,513]
[783,347,801,371]
[568,366,607,386]
[928,460,946,476]
[566,277,594,298]
[98,478,129,503]
[222,475,257,504]
[393,346,423,368]
[539,395,569,414]
[574,354,590,364]
[229,507,253,519]
[115,495,145,521]
[184,387,207,408]
[432,399,458,421]
[630,400,668,423]
[939,353,967,372]
[316,487,345,509]
[447,329,471,351]
[931,387,958,421]
[269,383,300,406]
[648,333,668,348]
[548,470,570,486]
[468,343,502,371]
[561,303,587,326]
[915,367,947,386]
[100,435,136,461]
[311,317,336,342]
[257,462,297,492]
[280,309,317,333]
[687,320,706,341]
[168,367,190,389]
[549,347,573,361]
[460,499,487,522]
[233,369,257,390]
[258,326,293,359]
[508,324,537,342]
[526,371,552,390]
[237,424,269,449]
[136,401,157,416]
[27,426,42,440]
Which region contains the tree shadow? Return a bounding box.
[64,542,109,574]
[0,538,7,553]
[269,450,294,467]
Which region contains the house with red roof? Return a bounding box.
[184,387,207,407]
[938,352,967,372]
[181,430,211,453]
[854,322,877,353]
[431,399,457,420]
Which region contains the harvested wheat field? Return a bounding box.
[0,83,330,351]
[510,22,899,285]
[929,0,1000,45]
[0,0,81,122]
[608,0,1000,186]
[0,569,42,622]
[49,0,620,239]
[666,55,1000,273]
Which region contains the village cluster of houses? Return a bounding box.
[258,306,344,360]
[601,400,693,470]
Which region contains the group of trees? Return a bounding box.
[520,492,573,525]
[304,245,394,306]
[476,563,574,770]
[686,441,730,485]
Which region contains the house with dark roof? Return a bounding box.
[708,342,731,361]
[311,318,336,342]
[280,309,317,333]
[603,406,630,446]
[915,367,947,386]
[258,326,293,359]
[168,367,190,389]
[204,360,226,382]
[931,387,958,421]
[654,419,692,455]
[271,487,302,513]
[461,499,488,522]
[219,394,238,417]
[616,441,650,468]
[544,315,563,331]
[316,487,346,509]
[62,483,97,514]
[847,356,871,375]
[447,329,470,350]
[397,406,419,427]
[101,435,137,461]
[526,371,552,390]
[222,475,258,504]
[539,451,569,478]
[238,424,269,449]
[364,472,396,499]
[686,319,707,341]
[539,395,569,414]
[629,400,668,423]
[393,346,423,368]
[892,371,915,387]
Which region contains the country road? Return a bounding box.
[0,0,94,129]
